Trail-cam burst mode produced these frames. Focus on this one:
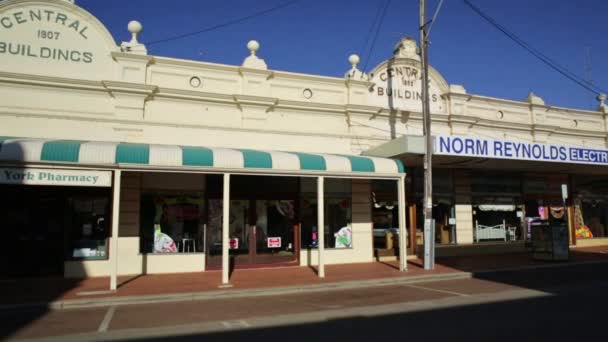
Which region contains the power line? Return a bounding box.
[360,1,386,57]
[362,0,392,72]
[462,0,607,96]
[146,0,301,46]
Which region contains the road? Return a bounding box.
[3,262,608,341]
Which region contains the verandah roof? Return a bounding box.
[0,138,405,177]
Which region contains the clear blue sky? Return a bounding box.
[78,0,607,111]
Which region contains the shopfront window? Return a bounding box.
[140,193,205,253]
[472,172,522,242]
[69,197,110,259]
[573,176,608,239]
[371,180,403,250]
[300,178,352,249]
[1,185,111,277]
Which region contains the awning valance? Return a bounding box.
[0,138,405,177]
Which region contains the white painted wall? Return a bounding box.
[64,237,206,278]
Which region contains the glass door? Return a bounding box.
[253,200,298,265]
[206,199,298,268]
[206,199,251,268]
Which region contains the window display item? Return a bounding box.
[82,223,92,236]
[549,206,565,219]
[576,225,593,239]
[573,199,593,239]
[334,225,352,248]
[154,224,177,253]
[538,205,547,220]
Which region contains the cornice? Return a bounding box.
[101,81,158,97]
[345,78,374,88]
[237,67,274,78]
[450,92,603,118]
[447,115,606,138]
[233,94,277,109]
[450,114,531,132]
[0,71,104,92]
[111,52,155,65]
[152,56,240,73]
[153,87,235,104]
[269,70,348,86]
[276,99,344,114]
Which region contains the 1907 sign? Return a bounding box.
[0,7,94,64]
[0,1,118,81]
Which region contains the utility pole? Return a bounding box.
[420,0,434,270]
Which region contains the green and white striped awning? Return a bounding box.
[0,138,405,177]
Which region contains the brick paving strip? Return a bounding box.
[10,286,553,342]
[6,261,608,341]
[13,271,474,311]
[3,255,608,312]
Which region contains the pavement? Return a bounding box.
[2,245,608,311]
[4,260,608,341]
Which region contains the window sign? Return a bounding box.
[267,237,281,248]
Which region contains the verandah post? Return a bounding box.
[317,176,325,278]
[110,170,121,291]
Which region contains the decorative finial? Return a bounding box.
[120,20,147,55]
[348,54,360,68]
[598,93,607,113]
[394,37,420,61]
[242,40,267,69]
[526,92,545,105]
[247,40,260,56]
[128,20,142,44]
[344,54,367,80]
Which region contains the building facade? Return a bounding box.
[1,0,607,285]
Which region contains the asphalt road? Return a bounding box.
[3,262,608,341]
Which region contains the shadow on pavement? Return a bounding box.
[130,274,607,342]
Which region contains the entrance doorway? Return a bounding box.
[206,199,299,268]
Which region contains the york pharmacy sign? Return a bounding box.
[0,167,111,187]
[435,135,608,166]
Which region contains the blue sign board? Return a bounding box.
[434,135,608,166]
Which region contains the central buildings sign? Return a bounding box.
[0,0,118,80]
[367,38,448,114]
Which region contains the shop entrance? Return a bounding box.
[205,175,300,269]
[206,199,299,268]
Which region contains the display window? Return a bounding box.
[573,176,608,239]
[68,197,110,259]
[139,193,205,253]
[300,178,353,249]
[0,185,110,278]
[371,179,398,249]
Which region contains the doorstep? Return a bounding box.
[433,241,527,257]
[575,238,608,248]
